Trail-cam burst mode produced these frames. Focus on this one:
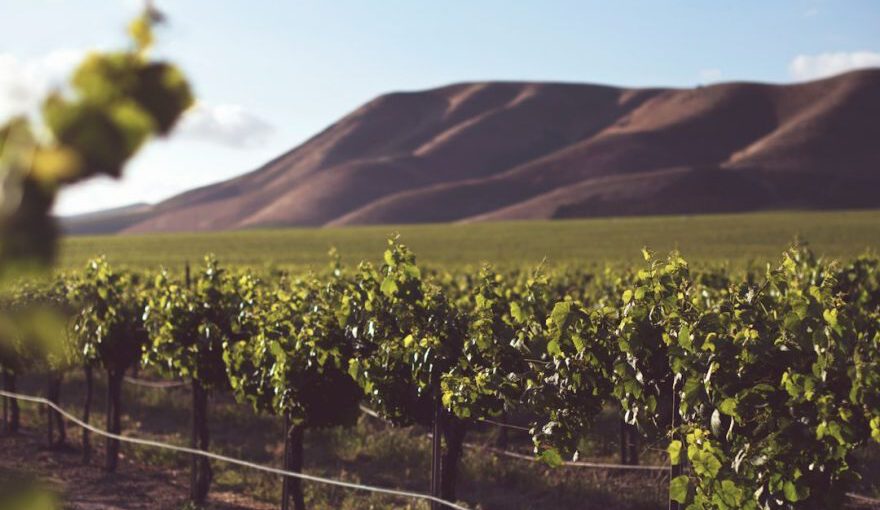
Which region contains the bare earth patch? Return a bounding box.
[0,429,272,510]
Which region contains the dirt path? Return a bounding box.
[0,428,274,510]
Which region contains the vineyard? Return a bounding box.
[1,238,879,509]
[1,1,879,509]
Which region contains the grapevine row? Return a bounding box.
[0,240,878,510]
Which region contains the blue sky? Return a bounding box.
[1,0,878,215]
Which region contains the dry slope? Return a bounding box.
[64,69,880,234]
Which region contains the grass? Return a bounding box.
[60,210,880,272]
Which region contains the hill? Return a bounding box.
[63,69,880,234]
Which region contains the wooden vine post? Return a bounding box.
[669,379,681,510]
[281,413,306,510]
[82,365,93,463]
[431,377,443,510]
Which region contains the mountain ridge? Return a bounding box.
[63,69,880,235]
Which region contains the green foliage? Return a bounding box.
[526,293,614,459]
[42,9,192,179]
[224,257,361,428]
[143,256,239,389]
[612,251,692,434]
[659,245,878,509]
[345,238,464,426]
[0,276,74,374]
[6,238,880,509]
[0,5,192,280]
[838,256,880,447]
[441,268,537,421]
[0,478,58,510]
[68,257,148,375]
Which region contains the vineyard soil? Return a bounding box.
[5,373,672,510]
[0,429,273,510]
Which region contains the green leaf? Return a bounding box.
[571,334,585,353]
[678,324,692,350]
[403,263,421,280]
[550,301,571,330]
[110,101,153,154]
[783,480,808,502]
[718,398,739,418]
[128,13,154,51]
[667,440,683,465]
[823,308,837,325]
[380,277,398,297]
[690,448,722,478]
[540,449,564,467]
[669,475,689,503]
[268,340,285,359]
[634,286,646,300]
[133,63,193,133]
[783,255,797,273]
[509,302,525,323]
[718,480,743,506]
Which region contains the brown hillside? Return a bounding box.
[62,69,880,234]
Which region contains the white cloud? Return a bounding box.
[788,51,880,81]
[0,50,274,150]
[0,49,83,121]
[803,7,819,17]
[176,102,275,148]
[698,68,723,83]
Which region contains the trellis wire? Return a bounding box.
[73,384,880,504]
[359,404,670,472]
[0,389,470,510]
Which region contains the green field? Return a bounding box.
[60,209,880,272]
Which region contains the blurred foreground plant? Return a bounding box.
[0,3,192,281]
[0,3,193,509]
[0,477,58,510]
